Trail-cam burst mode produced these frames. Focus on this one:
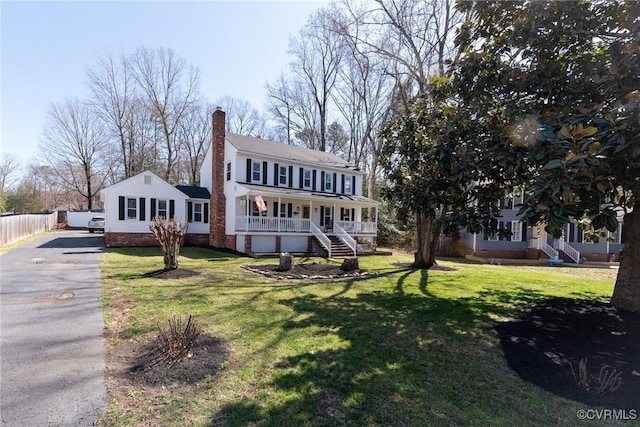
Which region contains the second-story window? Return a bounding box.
[324,173,333,192]
[252,161,262,183]
[279,165,288,186]
[343,177,352,194]
[226,162,231,181]
[303,169,311,189]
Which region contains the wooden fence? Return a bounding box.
[0,212,58,248]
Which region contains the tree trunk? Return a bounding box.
[413,212,440,269]
[611,209,640,312]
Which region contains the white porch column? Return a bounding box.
[277,196,281,232]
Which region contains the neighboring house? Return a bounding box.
[459,188,624,263]
[101,108,379,257]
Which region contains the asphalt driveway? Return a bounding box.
[1,230,106,426]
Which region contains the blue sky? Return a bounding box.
[1,0,327,168]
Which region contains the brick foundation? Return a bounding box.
[105,232,159,247]
[477,249,528,259]
[106,232,211,248]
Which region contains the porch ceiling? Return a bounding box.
[236,183,380,206]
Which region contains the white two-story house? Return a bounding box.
[101,108,379,257]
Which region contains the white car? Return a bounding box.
[87,216,105,233]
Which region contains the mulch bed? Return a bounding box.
[242,262,376,279]
[496,298,640,409]
[111,334,229,388]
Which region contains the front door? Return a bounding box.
[321,206,333,232]
[302,205,310,219]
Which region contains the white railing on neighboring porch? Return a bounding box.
[335,220,377,234]
[556,239,581,264]
[236,216,310,233]
[529,238,559,260]
[334,223,356,257]
[310,221,331,258]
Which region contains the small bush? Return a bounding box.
[157,315,200,365]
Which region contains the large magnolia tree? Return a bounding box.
[383,0,639,309]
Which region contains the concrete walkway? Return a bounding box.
[1,230,106,426]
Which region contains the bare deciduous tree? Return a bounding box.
[288,8,343,151]
[40,98,109,210]
[177,101,213,185]
[214,96,266,137]
[131,47,201,183]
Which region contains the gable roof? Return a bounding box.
[226,133,357,170]
[100,171,186,200]
[175,185,211,199]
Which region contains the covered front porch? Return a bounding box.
[233,184,378,237]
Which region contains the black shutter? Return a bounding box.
[150,198,156,220]
[246,158,252,182]
[351,208,355,222]
[340,207,344,220]
[273,202,278,217]
[320,206,325,226]
[139,198,146,221]
[312,170,317,191]
[288,166,293,188]
[352,176,356,195]
[320,172,325,192]
[118,196,125,220]
[188,202,193,222]
[262,161,268,185]
[341,175,345,194]
[522,222,527,241]
[333,173,337,193]
[499,221,505,241]
[287,203,292,217]
[204,203,209,223]
[299,168,303,189]
[274,163,279,187]
[169,200,175,219]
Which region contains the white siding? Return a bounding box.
[281,236,307,253]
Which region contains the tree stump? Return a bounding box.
[340,257,359,272]
[278,253,295,272]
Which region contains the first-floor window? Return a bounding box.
[194,203,203,222]
[157,199,168,219]
[127,197,137,220]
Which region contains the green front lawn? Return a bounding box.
[99,247,624,426]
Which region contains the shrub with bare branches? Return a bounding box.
[149,216,188,270]
[157,315,201,366]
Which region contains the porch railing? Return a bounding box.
[235,216,310,233]
[334,220,377,234]
[334,223,356,257]
[310,221,331,258]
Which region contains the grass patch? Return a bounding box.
[99,247,625,426]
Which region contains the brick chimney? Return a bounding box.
[209,107,227,248]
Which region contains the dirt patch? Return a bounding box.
[496,298,640,410]
[242,262,376,279]
[123,334,230,387]
[142,268,201,279]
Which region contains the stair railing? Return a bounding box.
[334,223,356,257]
[310,221,331,258]
[557,239,581,264]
